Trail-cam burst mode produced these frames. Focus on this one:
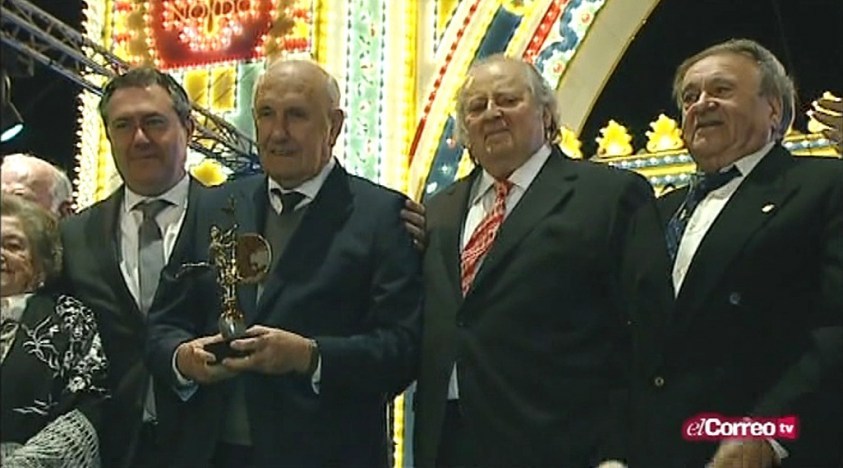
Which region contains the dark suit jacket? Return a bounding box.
[59,178,211,468]
[146,163,423,468]
[630,145,843,467]
[414,147,664,467]
[1,293,107,446]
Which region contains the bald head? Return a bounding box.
[1,153,73,218]
[253,59,341,110]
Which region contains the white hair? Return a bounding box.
[2,153,73,212]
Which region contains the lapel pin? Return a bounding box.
[761,203,775,213]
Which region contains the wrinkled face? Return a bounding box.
[680,52,781,172]
[1,164,54,212]
[104,85,190,196]
[462,60,549,179]
[253,64,344,188]
[0,215,40,296]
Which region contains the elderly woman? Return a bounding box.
[1,194,107,467]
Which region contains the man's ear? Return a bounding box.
[328,109,345,146]
[184,117,196,139]
[768,95,784,134]
[57,200,74,219]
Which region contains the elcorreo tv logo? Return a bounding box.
[682,414,799,441]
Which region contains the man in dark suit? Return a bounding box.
[145,59,422,467]
[630,39,843,467]
[413,54,665,467]
[60,68,213,467]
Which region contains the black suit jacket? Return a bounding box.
[630,145,843,467]
[414,147,664,467]
[59,178,211,468]
[1,293,107,446]
[146,163,423,468]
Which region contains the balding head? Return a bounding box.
[1,153,73,218]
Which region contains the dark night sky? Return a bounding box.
[2,0,842,171]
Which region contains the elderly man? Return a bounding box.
[412,54,665,467]
[145,59,422,467]
[629,39,843,468]
[59,68,215,467]
[1,153,74,218]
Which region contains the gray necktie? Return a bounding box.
[135,199,170,423]
[137,199,171,314]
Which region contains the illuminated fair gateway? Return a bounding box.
[75,0,839,464]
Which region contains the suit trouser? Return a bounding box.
[130,421,164,468]
[211,442,254,468]
[436,400,482,468]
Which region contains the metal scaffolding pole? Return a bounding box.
[0,0,259,175]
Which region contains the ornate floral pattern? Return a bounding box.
[12,295,107,416]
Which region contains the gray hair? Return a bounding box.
[252,59,342,110]
[2,153,73,213]
[672,38,795,140]
[454,54,561,146]
[0,193,62,285]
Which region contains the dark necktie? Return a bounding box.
[665,167,740,262]
[136,199,171,313]
[272,189,305,216]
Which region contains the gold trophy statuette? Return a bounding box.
[204,198,272,359]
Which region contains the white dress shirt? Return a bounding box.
[119,174,190,309]
[672,142,774,294]
[448,144,552,400]
[266,157,334,215]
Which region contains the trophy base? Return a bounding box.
[204,340,250,362]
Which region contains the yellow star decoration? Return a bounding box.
[808,91,841,134]
[645,114,684,152]
[190,159,229,187]
[596,120,633,157]
[558,126,583,159]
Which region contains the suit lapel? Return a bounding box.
[675,146,796,319]
[88,189,144,327]
[166,178,204,267]
[436,173,476,303]
[230,176,268,320]
[466,148,576,297]
[255,166,353,320]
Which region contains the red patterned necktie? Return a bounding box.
[460,180,513,295]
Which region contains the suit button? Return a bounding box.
[729,292,742,306]
[653,376,665,388]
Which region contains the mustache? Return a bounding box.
[263,145,300,155]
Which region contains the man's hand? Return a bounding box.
[175,334,237,384]
[708,440,776,468]
[811,95,842,154]
[223,325,313,375]
[401,199,427,251]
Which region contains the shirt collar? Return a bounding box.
[267,157,336,212]
[1,293,34,322]
[472,144,551,205]
[123,174,190,213]
[730,141,775,178]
